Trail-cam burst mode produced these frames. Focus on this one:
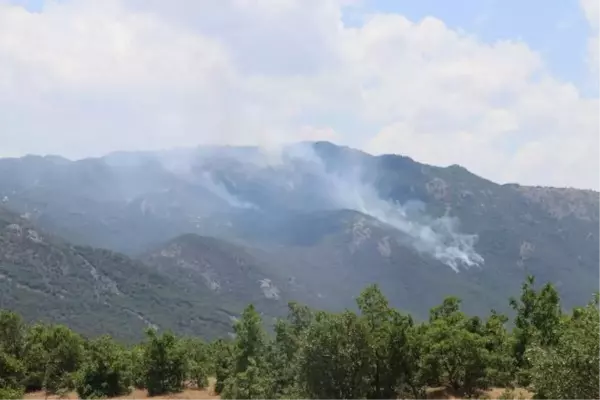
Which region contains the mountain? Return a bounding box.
[0,142,597,323]
[0,207,295,342]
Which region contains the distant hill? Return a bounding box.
[0,142,597,328]
[0,208,293,342]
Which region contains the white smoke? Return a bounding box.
[199,171,257,210]
[149,142,485,271]
[282,144,485,272]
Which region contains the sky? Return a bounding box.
[0,0,598,189]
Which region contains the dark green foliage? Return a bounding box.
[527,295,599,399]
[142,329,186,396]
[221,305,274,399]
[0,275,597,399]
[21,323,84,395]
[510,275,562,385]
[221,357,274,399]
[0,310,26,393]
[357,284,415,399]
[298,310,371,399]
[128,344,145,389]
[74,335,132,399]
[0,387,25,400]
[211,339,234,395]
[420,297,491,397]
[180,337,210,389]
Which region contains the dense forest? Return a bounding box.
[0,276,598,399]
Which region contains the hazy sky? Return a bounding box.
[0,0,598,189]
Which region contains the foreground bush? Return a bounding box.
[0,387,25,400]
[75,335,132,399]
[143,329,186,396]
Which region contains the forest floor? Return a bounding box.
[24,388,218,399]
[24,380,532,399]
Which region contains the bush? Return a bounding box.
[0,387,25,400]
[143,329,186,396]
[75,335,132,399]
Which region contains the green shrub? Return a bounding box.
[75,335,132,399]
[0,387,25,400]
[143,329,186,396]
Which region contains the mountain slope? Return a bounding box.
[0,208,292,341]
[0,142,597,321]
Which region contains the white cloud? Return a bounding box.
[0,0,597,189]
[581,0,599,75]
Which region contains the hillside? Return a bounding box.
[0,142,597,321]
[0,208,292,341]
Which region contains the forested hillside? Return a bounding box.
[0,276,597,399]
[1,142,597,321]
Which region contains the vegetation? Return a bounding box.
[0,276,597,399]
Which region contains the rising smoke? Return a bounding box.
[154,142,485,272]
[278,143,485,272]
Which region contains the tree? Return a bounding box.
[481,311,515,387]
[74,335,132,399]
[0,310,27,396]
[0,387,25,400]
[402,324,429,399]
[509,275,562,383]
[21,323,84,395]
[221,305,273,399]
[211,338,234,395]
[0,310,25,359]
[267,302,314,397]
[128,344,145,389]
[298,310,371,399]
[0,350,26,395]
[143,329,186,396]
[527,295,599,399]
[421,297,490,397]
[232,304,267,373]
[221,357,274,399]
[357,284,415,399]
[180,337,210,389]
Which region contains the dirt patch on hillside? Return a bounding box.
[24,390,219,400]
[425,386,532,399]
[25,382,531,399]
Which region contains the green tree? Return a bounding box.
[21,323,84,395]
[0,387,25,400]
[267,302,314,397]
[180,337,210,389]
[221,357,274,399]
[402,324,429,399]
[357,284,415,399]
[74,335,132,399]
[232,305,266,373]
[0,310,26,359]
[143,329,186,396]
[0,310,27,395]
[221,305,273,399]
[527,295,599,399]
[298,310,371,399]
[0,351,26,395]
[509,275,562,382]
[128,344,145,389]
[481,311,515,387]
[211,338,234,395]
[421,297,490,397]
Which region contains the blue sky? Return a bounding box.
[344,0,595,96]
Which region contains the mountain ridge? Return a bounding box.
[0,141,597,334]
